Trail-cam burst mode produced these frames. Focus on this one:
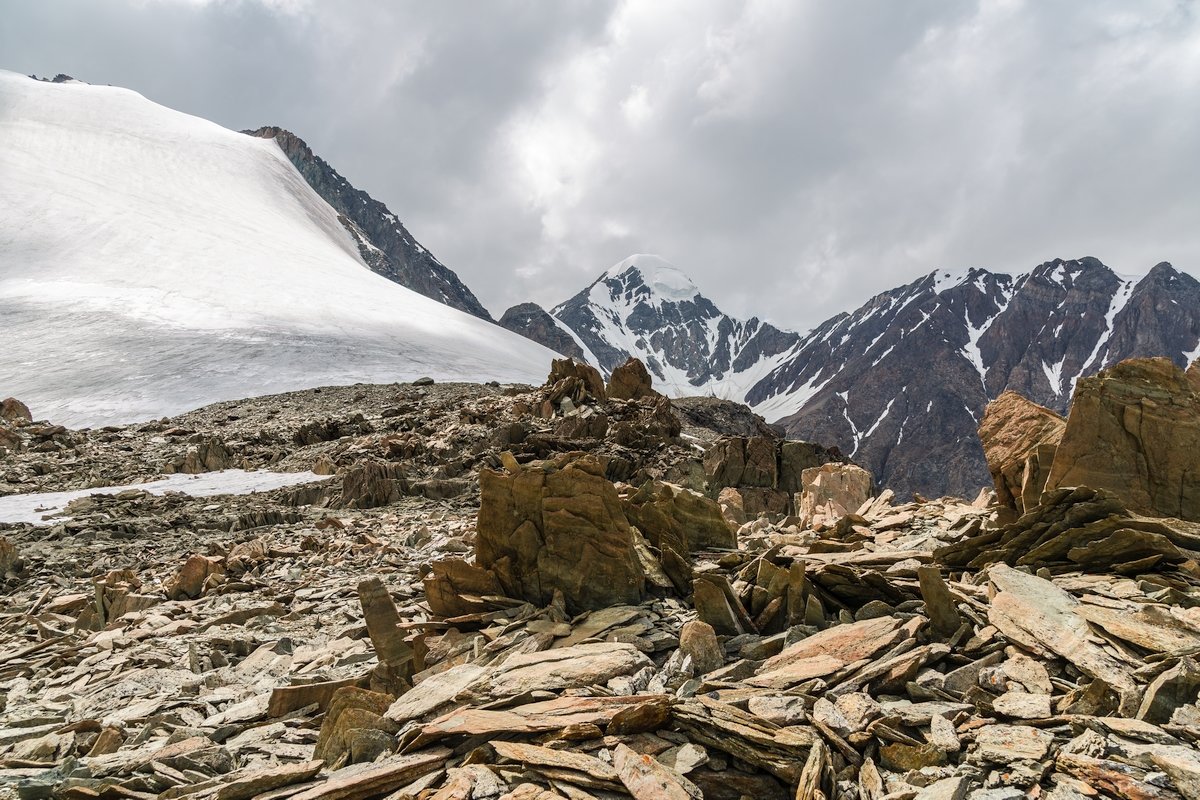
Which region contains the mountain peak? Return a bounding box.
[598,254,700,302]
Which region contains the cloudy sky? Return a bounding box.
[6,0,1200,330]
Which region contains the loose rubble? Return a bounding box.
[4,356,1200,800]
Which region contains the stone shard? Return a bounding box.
[986,564,1137,712]
[337,460,408,509]
[798,463,873,527]
[475,452,645,612]
[1047,357,1200,521]
[544,357,607,405]
[678,620,724,675]
[607,357,660,401]
[482,642,653,698]
[977,390,1066,514]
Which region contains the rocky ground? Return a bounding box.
[2,357,1200,800]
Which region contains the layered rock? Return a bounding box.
[703,436,842,517]
[797,463,873,527]
[1046,358,1200,521]
[978,392,1065,515]
[606,357,660,401]
[475,453,645,612]
[622,481,735,554]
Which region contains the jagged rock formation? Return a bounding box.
[978,392,1066,516]
[1046,357,1200,521]
[498,303,588,362]
[245,126,492,320]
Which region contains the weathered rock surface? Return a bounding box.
[474,452,645,611]
[1,397,32,424]
[797,462,873,526]
[978,391,1065,515]
[1047,357,1200,521]
[622,480,735,553]
[606,357,660,401]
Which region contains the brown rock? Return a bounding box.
[544,357,607,408]
[678,620,724,675]
[1047,357,1200,521]
[0,535,18,575]
[482,642,652,697]
[613,743,703,800]
[607,357,661,401]
[704,437,778,490]
[423,558,505,617]
[358,577,414,668]
[978,390,1065,514]
[476,452,645,611]
[216,761,325,800]
[337,460,408,509]
[165,554,225,600]
[314,687,397,766]
[181,437,237,474]
[0,397,32,424]
[797,463,873,526]
[622,480,736,553]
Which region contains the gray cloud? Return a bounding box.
[5,0,1199,331]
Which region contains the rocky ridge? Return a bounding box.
[244,127,492,321]
[6,357,1200,799]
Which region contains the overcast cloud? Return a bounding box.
[5,0,1199,330]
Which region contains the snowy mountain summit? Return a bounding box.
[0,71,555,425]
[528,254,801,399]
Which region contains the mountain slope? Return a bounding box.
[0,71,555,426]
[244,126,493,320]
[749,258,1200,498]
[535,254,800,398]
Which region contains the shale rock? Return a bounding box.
[1,397,32,424]
[1047,357,1200,521]
[798,463,873,526]
[475,452,645,611]
[337,460,408,509]
[622,480,735,553]
[606,357,659,401]
[978,391,1065,515]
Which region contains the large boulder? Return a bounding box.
[797,463,873,527]
[1046,358,1200,521]
[336,460,409,509]
[622,480,736,554]
[0,398,32,424]
[704,437,778,489]
[0,535,19,575]
[606,357,659,401]
[978,391,1066,515]
[476,452,645,612]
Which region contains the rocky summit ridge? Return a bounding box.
[5,356,1200,799]
[244,127,492,322]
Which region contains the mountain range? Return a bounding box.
[6,71,1200,499]
[501,255,1200,499]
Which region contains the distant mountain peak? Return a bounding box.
[596,254,701,303]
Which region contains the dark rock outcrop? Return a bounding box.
[499,303,587,362]
[245,127,492,320]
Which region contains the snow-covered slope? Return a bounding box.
[546,254,800,398]
[0,71,556,426]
